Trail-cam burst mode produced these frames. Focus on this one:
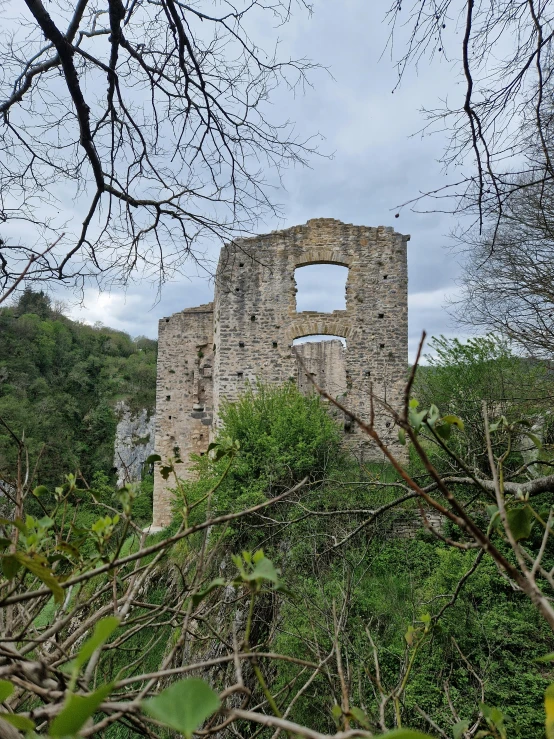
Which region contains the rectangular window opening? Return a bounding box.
[294,264,348,313]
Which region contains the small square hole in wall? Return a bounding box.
[168,415,172,419]
[250,315,256,321]
[237,371,243,378]
[365,370,371,377]
[378,313,384,319]
[239,262,244,267]
[380,344,385,349]
[272,341,278,348]
[166,395,171,401]
[239,341,245,347]
[383,275,388,280]
[235,287,240,292]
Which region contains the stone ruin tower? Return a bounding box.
[153,218,409,527]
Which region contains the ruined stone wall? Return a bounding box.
[154,218,409,527]
[153,304,214,527]
[295,339,349,429]
[294,339,347,398]
[213,218,409,457]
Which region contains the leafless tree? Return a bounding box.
[0,0,318,299]
[452,175,554,357]
[387,0,554,238]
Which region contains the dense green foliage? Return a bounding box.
[173,381,343,529]
[414,335,550,472]
[219,381,342,490]
[274,530,553,737]
[0,289,157,487]
[2,322,553,738]
[171,380,553,738]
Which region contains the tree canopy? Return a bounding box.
[0,289,157,487]
[0,0,317,299]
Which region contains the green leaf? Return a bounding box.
[420,612,431,631]
[398,428,406,445]
[142,678,220,738]
[427,404,440,427]
[506,506,534,541]
[0,713,35,731]
[65,616,119,674]
[192,578,225,607]
[381,730,434,738]
[330,703,342,728]
[32,485,49,498]
[545,683,554,739]
[485,505,500,530]
[535,652,554,662]
[409,409,427,432]
[56,541,81,559]
[49,683,113,737]
[453,720,469,739]
[250,556,279,584]
[441,414,464,430]
[14,553,64,603]
[349,706,370,729]
[404,624,416,646]
[524,431,542,449]
[1,555,20,580]
[435,422,451,441]
[0,680,14,702]
[11,519,26,534]
[480,703,506,739]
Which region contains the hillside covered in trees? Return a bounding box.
[0,289,157,489]
[2,366,554,738]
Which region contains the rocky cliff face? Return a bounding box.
[113,402,155,487]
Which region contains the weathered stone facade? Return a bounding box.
[153,218,409,527]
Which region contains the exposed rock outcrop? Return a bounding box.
[113,402,155,488]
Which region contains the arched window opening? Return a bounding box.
[294,264,348,313]
[293,335,347,399]
[292,335,346,347]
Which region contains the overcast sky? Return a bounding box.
[62,1,468,361]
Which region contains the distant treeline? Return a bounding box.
[0,289,157,487]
